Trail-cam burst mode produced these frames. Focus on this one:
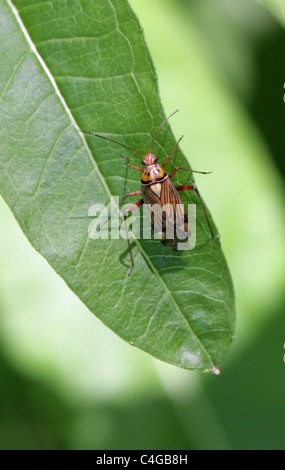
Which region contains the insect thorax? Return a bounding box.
[141,164,166,186]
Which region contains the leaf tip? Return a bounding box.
[211,367,220,375]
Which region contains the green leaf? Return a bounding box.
[256,0,285,26]
[0,0,235,372]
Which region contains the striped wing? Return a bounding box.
[142,177,190,248]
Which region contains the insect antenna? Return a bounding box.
[152,109,179,153]
[78,129,143,157]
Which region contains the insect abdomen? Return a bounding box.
[142,176,190,249]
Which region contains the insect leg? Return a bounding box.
[124,199,144,275]
[169,167,211,179]
[122,191,142,201]
[175,185,220,244]
[161,136,183,169]
[70,191,142,222]
[100,190,143,232]
[121,154,144,172]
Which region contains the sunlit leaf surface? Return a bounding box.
[0,0,235,372]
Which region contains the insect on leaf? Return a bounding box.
[0,0,235,372]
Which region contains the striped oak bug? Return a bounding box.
[81,110,220,274]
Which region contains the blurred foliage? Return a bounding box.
[0,0,285,450]
[257,0,285,27]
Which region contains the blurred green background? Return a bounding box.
[0,0,285,449]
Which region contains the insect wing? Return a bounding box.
[142,177,190,247]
